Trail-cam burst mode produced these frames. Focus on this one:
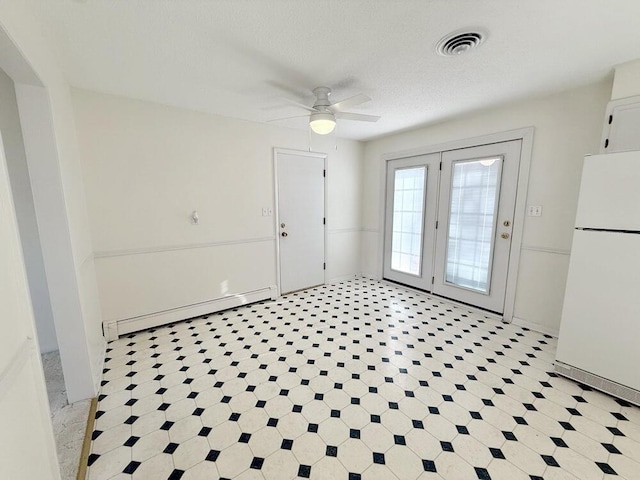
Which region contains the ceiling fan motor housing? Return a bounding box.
[312,86,332,108]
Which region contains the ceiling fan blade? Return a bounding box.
[280,97,318,113]
[267,114,309,123]
[330,93,371,112]
[335,112,381,122]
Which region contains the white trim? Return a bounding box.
[273,148,328,297]
[0,338,33,401]
[94,236,276,259]
[521,245,571,256]
[326,273,360,284]
[377,127,535,324]
[103,286,277,340]
[512,316,559,338]
[362,228,379,233]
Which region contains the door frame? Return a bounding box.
[377,127,534,322]
[273,148,328,297]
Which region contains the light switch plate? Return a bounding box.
[527,205,542,217]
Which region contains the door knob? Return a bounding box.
[501,232,510,239]
[281,232,288,237]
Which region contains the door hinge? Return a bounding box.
[608,114,613,125]
[431,276,434,284]
[435,220,438,229]
[323,217,326,225]
[604,138,609,149]
[439,161,442,171]
[323,262,326,270]
[323,169,326,177]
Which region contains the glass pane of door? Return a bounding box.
[390,167,426,276]
[445,157,502,293]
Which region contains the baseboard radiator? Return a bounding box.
[555,361,640,407]
[103,285,278,341]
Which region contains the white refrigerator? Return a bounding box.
[555,150,640,406]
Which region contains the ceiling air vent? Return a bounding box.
[436,30,486,56]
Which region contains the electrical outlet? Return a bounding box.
[527,205,543,217]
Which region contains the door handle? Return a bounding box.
[281,232,288,237]
[501,232,510,239]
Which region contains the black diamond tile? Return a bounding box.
[475,467,491,479]
[596,462,617,474]
[308,423,319,433]
[87,453,100,466]
[551,437,568,448]
[164,442,179,454]
[293,404,303,413]
[607,426,625,436]
[470,411,482,420]
[490,447,505,459]
[250,457,264,469]
[331,409,340,418]
[123,461,141,474]
[541,455,560,467]
[456,425,469,435]
[514,416,527,425]
[412,419,424,429]
[326,445,338,457]
[229,413,241,421]
[239,433,251,443]
[199,427,212,437]
[350,429,360,439]
[371,414,381,423]
[158,403,170,411]
[124,415,138,424]
[440,441,454,452]
[298,464,311,478]
[559,421,575,431]
[192,407,204,416]
[373,452,385,464]
[267,417,278,427]
[602,443,622,454]
[161,421,174,430]
[611,412,628,421]
[168,470,184,480]
[502,431,517,441]
[256,400,266,408]
[422,459,437,472]
[123,436,139,447]
[429,406,440,414]
[281,439,294,450]
[205,450,220,462]
[348,474,361,480]
[91,430,103,440]
[314,393,323,400]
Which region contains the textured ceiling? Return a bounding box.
[29,0,640,140]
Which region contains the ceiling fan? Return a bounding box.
[269,87,380,134]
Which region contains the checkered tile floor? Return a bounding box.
[87,279,640,479]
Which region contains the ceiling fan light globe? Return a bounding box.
[309,112,336,135]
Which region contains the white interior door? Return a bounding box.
[432,140,521,313]
[276,151,326,294]
[383,154,439,290]
[0,135,61,479]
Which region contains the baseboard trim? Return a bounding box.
[76,397,98,480]
[512,317,559,337]
[326,273,360,284]
[103,285,278,340]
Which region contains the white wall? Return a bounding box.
[72,90,363,327]
[0,67,57,353]
[362,80,611,335]
[0,1,104,402]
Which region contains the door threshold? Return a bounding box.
[381,278,505,322]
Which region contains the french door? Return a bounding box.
[383,140,522,314]
[383,154,439,290]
